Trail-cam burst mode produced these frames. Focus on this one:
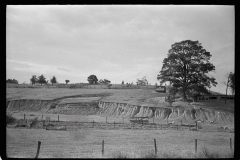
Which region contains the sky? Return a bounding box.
[7,5,234,94]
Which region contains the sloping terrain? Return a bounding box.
[6,88,234,124]
[6,88,167,115]
[97,99,234,124]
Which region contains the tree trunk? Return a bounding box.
[183,91,187,101]
[225,74,230,104]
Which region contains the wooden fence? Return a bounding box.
[14,118,198,131]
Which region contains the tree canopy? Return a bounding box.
[50,76,57,85]
[99,79,111,84]
[65,80,70,84]
[137,76,148,85]
[30,75,38,85]
[37,74,47,85]
[87,75,98,84]
[6,79,18,84]
[157,40,217,101]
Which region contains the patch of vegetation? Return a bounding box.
[141,150,158,158]
[110,151,128,159]
[6,114,17,125]
[30,117,38,128]
[49,103,57,109]
[108,148,234,158]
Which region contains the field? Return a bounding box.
[6,87,235,158]
[6,88,166,101]
[7,127,234,158]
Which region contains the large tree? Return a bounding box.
[157,40,217,101]
[30,75,38,85]
[50,76,57,85]
[87,75,98,84]
[37,74,47,85]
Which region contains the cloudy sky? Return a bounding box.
[7,5,234,94]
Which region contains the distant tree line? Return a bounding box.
[6,79,18,84]
[30,75,58,85]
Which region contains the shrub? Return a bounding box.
[30,117,38,128]
[6,114,16,125]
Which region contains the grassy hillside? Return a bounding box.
[7,88,168,101]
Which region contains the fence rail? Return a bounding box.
[13,119,199,131]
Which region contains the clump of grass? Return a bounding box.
[107,148,233,159]
[141,150,158,158]
[6,114,17,125]
[160,151,178,158]
[110,151,128,158]
[200,147,220,158]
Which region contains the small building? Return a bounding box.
[155,86,166,93]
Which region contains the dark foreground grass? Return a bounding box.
[109,148,234,158]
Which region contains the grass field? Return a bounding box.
[6,88,168,101]
[6,127,234,158]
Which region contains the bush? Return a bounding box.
[30,117,38,128]
[6,114,16,125]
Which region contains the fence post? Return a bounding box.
[167,118,168,127]
[58,115,59,122]
[102,140,104,156]
[177,124,178,130]
[24,114,25,120]
[35,141,41,158]
[196,121,197,130]
[154,138,157,155]
[195,139,197,153]
[114,121,115,129]
[92,120,94,128]
[189,124,191,131]
[230,138,232,150]
[106,117,107,123]
[181,120,182,126]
